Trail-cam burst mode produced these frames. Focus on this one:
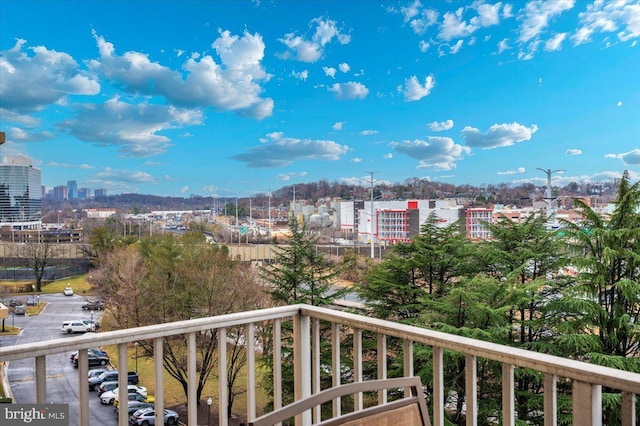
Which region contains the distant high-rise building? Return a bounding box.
[94,188,107,197]
[77,188,91,199]
[53,185,68,200]
[67,180,77,199]
[0,155,42,230]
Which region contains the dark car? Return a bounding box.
[81,300,105,310]
[73,351,109,368]
[89,370,139,390]
[71,348,108,362]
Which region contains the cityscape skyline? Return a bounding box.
[1,0,639,197]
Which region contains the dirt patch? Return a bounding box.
[170,402,247,426]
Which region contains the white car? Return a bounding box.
[61,320,90,334]
[63,286,74,296]
[100,385,147,405]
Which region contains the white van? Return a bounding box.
[61,320,90,334]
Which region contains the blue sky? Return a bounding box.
[1,0,639,197]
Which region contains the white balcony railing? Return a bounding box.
[1,304,639,426]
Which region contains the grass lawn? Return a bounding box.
[0,325,20,335]
[0,274,94,297]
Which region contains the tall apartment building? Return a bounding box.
[94,188,107,197]
[77,188,91,199]
[466,208,493,240]
[0,155,42,230]
[67,180,77,199]
[53,185,68,200]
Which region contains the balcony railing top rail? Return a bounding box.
[1,304,639,426]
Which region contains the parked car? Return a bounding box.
[13,305,26,315]
[71,348,108,362]
[88,368,108,378]
[129,408,178,426]
[63,286,74,296]
[73,351,109,368]
[81,300,105,310]
[115,392,154,408]
[26,295,39,306]
[97,380,119,396]
[100,384,147,405]
[116,400,154,416]
[89,370,140,390]
[61,320,91,334]
[82,319,99,332]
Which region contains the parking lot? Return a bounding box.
[1,293,126,425]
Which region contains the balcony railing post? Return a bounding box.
[77,349,89,426]
[218,327,228,426]
[35,355,46,403]
[466,354,477,426]
[377,333,387,405]
[403,339,413,398]
[621,391,636,426]
[502,364,514,426]
[293,314,311,425]
[573,381,602,426]
[118,343,129,426]
[273,319,282,425]
[247,323,256,422]
[187,332,197,426]
[544,374,557,426]
[353,328,363,411]
[311,318,321,422]
[332,323,341,418]
[433,346,444,426]
[154,337,165,417]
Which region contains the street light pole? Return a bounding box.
[207,396,212,426]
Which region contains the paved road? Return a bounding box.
[1,293,120,425]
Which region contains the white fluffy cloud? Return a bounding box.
[0,39,100,114]
[401,75,436,101]
[323,66,337,78]
[545,32,567,51]
[278,17,350,63]
[96,167,158,183]
[57,96,202,157]
[392,136,470,170]
[339,62,351,73]
[497,167,526,175]
[428,119,454,132]
[359,130,378,136]
[232,132,349,168]
[332,121,345,130]
[461,122,538,149]
[88,30,273,119]
[518,0,575,43]
[328,82,369,99]
[572,0,640,45]
[439,8,477,40]
[566,149,582,155]
[605,149,640,165]
[291,69,309,81]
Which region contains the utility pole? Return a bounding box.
[365,171,378,259]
